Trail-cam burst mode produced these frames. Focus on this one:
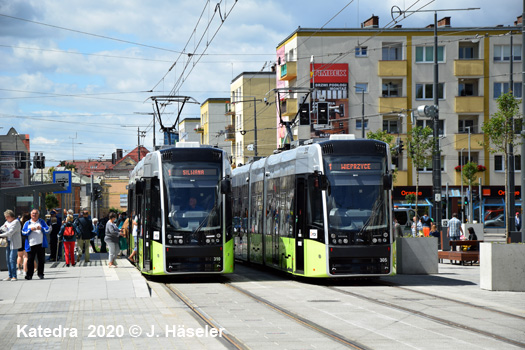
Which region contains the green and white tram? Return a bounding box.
[232,136,393,278]
[128,144,234,275]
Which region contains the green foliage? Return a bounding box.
[109,207,122,215]
[405,193,416,204]
[407,125,434,213]
[482,92,522,240]
[45,194,59,211]
[367,129,398,182]
[462,162,479,186]
[407,126,434,169]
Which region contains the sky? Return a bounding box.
[0,0,521,166]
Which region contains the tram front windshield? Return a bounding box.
[324,156,388,244]
[163,162,221,234]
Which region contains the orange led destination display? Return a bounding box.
[329,162,381,171]
[170,169,217,176]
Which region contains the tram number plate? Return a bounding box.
[379,258,388,263]
[213,257,222,262]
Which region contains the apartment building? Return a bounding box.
[199,98,232,158]
[275,15,523,223]
[226,72,276,166]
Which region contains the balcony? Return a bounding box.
[454,133,484,150]
[455,96,484,113]
[378,60,407,76]
[194,125,204,134]
[378,97,407,114]
[225,125,235,141]
[225,103,235,115]
[454,60,484,76]
[280,61,297,81]
[281,98,298,117]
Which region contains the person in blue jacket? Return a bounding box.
[21,209,50,280]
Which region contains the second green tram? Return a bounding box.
[128,144,234,275]
[232,137,393,278]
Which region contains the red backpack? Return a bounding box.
[64,224,75,237]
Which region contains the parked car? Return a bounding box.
[484,213,505,227]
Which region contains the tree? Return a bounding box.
[482,92,522,240]
[407,125,433,216]
[366,129,398,182]
[45,194,59,211]
[461,162,479,188]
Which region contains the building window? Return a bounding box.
[417,156,445,172]
[415,46,444,62]
[415,83,444,100]
[416,119,444,136]
[382,42,403,60]
[494,82,523,99]
[495,155,522,171]
[458,117,477,133]
[459,152,479,166]
[382,80,402,97]
[356,119,368,130]
[458,41,479,59]
[494,44,522,62]
[383,119,400,134]
[458,79,479,96]
[355,83,368,93]
[355,46,367,57]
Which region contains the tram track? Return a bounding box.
[224,282,368,350]
[164,280,369,350]
[164,283,249,350]
[376,280,525,321]
[327,284,525,348]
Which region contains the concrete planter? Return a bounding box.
[480,243,525,292]
[396,237,438,274]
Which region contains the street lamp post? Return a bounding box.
[466,126,473,223]
[460,148,465,223]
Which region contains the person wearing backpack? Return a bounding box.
[73,210,94,263]
[58,215,77,267]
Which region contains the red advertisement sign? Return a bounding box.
[310,63,349,84]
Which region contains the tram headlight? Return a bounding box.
[331,233,336,238]
[372,238,377,243]
[383,232,388,238]
[216,239,220,243]
[343,238,348,244]
[169,240,173,244]
[217,233,221,238]
[168,234,172,239]
[206,239,210,244]
[383,238,387,242]
[179,239,183,244]
[338,239,342,244]
[332,239,337,244]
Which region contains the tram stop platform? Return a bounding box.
[0,253,230,349]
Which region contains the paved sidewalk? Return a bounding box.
[0,253,228,349]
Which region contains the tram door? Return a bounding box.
[294,177,306,273]
[142,179,152,271]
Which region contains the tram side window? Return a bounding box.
[151,179,161,229]
[307,175,323,228]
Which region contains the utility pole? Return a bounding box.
[508,33,516,232]
[432,11,443,233]
[521,0,525,242]
[137,128,146,161]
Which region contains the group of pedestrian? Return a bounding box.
[1,207,130,281]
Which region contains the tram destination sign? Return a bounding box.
[329,162,381,171]
[170,168,217,176]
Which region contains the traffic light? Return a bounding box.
[111,153,116,164]
[317,102,329,124]
[299,103,310,125]
[16,152,27,169]
[338,104,345,117]
[464,196,469,206]
[398,140,404,153]
[33,154,40,169]
[92,187,102,201]
[40,155,45,168]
